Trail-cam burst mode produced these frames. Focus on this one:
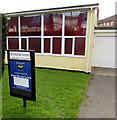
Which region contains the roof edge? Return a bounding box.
[5,3,99,16]
[95,27,117,30]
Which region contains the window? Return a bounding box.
[21,38,27,50]
[104,22,106,26]
[106,22,110,26]
[65,11,87,36]
[44,38,51,53]
[8,38,19,49]
[111,21,114,26]
[21,15,41,36]
[44,13,62,36]
[65,38,73,54]
[74,38,85,55]
[7,10,88,57]
[29,38,41,53]
[52,38,62,54]
[100,24,102,27]
[7,17,18,36]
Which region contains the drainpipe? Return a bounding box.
[86,7,93,73]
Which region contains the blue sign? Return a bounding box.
[7,50,36,101]
[9,60,32,91]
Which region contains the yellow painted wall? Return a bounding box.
[35,55,87,71]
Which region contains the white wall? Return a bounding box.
[92,30,116,68]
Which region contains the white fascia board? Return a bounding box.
[94,30,117,33]
[5,4,99,17]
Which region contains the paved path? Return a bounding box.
[79,68,115,118]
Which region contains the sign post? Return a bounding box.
[7,50,36,107]
[23,98,26,107]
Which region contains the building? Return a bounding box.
[5,3,99,73]
[92,14,117,69]
[98,14,117,27]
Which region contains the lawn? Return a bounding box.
[0,78,2,119]
[2,65,90,118]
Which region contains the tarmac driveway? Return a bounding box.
[79,68,115,118]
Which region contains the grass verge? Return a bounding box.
[0,79,2,119]
[2,65,90,118]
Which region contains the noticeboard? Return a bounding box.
[7,50,36,101]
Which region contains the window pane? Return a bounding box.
[44,38,50,53]
[7,17,18,36]
[21,15,41,36]
[29,38,41,53]
[21,38,27,50]
[44,13,62,36]
[74,38,85,55]
[65,38,72,54]
[65,11,88,36]
[52,38,62,54]
[8,38,19,49]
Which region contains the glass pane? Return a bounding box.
[8,38,19,49]
[65,11,88,36]
[21,15,41,36]
[21,38,27,50]
[52,38,62,54]
[44,13,62,36]
[29,38,41,53]
[74,38,85,55]
[44,38,50,53]
[65,38,72,54]
[7,17,18,36]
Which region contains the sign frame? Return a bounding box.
[7,50,36,101]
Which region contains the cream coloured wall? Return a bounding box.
[92,30,116,68]
[35,55,87,71]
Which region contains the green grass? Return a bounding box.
[0,78,2,119]
[2,65,90,118]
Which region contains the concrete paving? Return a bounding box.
[91,67,116,76]
[79,68,115,118]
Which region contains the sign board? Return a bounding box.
[7,50,36,101]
